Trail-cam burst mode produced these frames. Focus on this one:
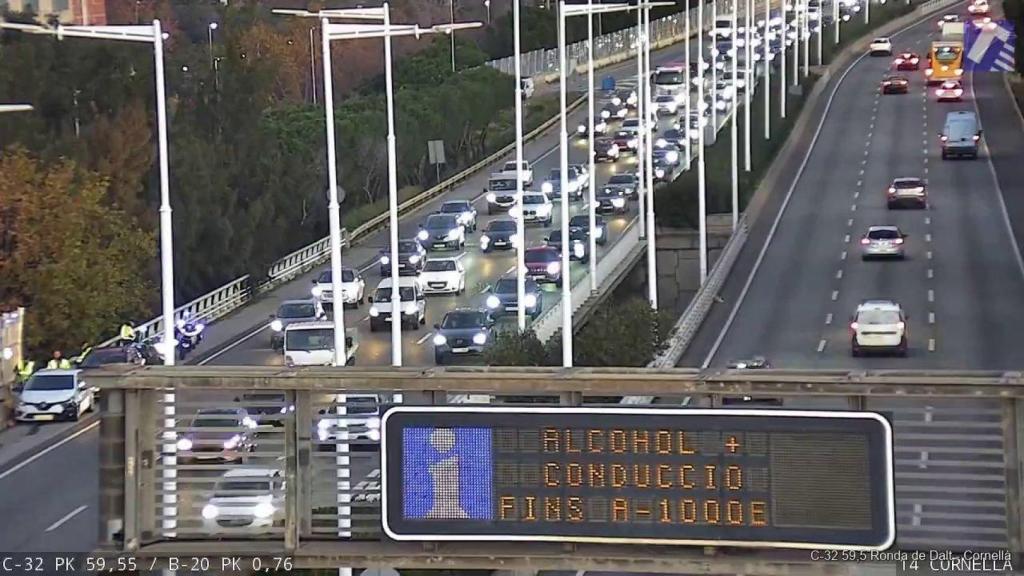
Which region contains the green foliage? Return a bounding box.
[483,328,550,366]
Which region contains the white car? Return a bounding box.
[419,257,466,295]
[202,468,284,533]
[14,369,94,422]
[935,80,963,101]
[869,37,892,56]
[315,394,385,447]
[311,267,365,308]
[283,322,358,367]
[850,300,908,357]
[511,192,554,226]
[368,276,427,331]
[500,160,533,187]
[860,226,906,260]
[654,95,679,115]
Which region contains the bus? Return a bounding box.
[652,65,687,102]
[925,41,964,84]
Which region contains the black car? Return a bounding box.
[177,408,257,463]
[417,213,465,251]
[438,199,477,232]
[378,240,426,276]
[485,276,543,318]
[601,101,629,121]
[236,392,293,427]
[568,214,608,246]
[545,229,590,263]
[594,138,621,162]
[652,152,675,182]
[606,173,639,198]
[656,128,686,149]
[433,308,496,364]
[480,218,519,253]
[596,186,629,214]
[78,344,160,368]
[612,130,638,153]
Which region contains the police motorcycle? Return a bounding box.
[174,312,206,361]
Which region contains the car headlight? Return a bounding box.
[480,234,490,246]
[510,233,520,247]
[612,197,626,208]
[595,227,603,239]
[433,334,448,346]
[656,138,667,148]
[655,168,666,178]
[446,228,461,240]
[417,229,430,241]
[542,182,553,193]
[223,435,241,450]
[472,332,488,345]
[369,307,380,317]
[367,417,381,429]
[380,255,390,265]
[666,151,679,163]
[577,125,586,133]
[628,138,638,148]
[317,426,330,441]
[486,295,501,309]
[523,293,538,308]
[403,303,418,315]
[601,109,611,119]
[486,192,497,202]
[176,438,193,451]
[546,262,561,275]
[538,204,552,216]
[270,319,283,332]
[311,285,323,297]
[253,502,275,519]
[612,96,622,106]
[573,243,585,258]
[202,504,219,520]
[409,254,421,264]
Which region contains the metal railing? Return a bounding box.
[92,367,1024,572]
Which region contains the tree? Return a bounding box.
[572,298,674,367]
[0,148,156,356]
[483,328,551,366]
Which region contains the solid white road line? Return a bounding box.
[45,505,88,532]
[198,323,267,365]
[835,269,843,280]
[0,422,98,482]
[416,332,435,345]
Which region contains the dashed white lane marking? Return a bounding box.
[863,149,869,157]
[817,339,828,353]
[928,338,936,352]
[853,191,860,199]
[928,312,935,324]
[918,407,934,470]
[825,313,833,325]
[844,234,851,243]
[927,250,933,260]
[867,132,872,139]
[925,233,932,243]
[927,289,935,303]
[927,268,934,279]
[416,331,435,345]
[831,290,839,301]
[45,505,88,532]
[835,269,843,280]
[841,250,848,261]
[847,218,854,227]
[859,168,865,176]
[360,315,370,323]
[851,204,857,212]
[856,180,863,187]
[924,216,931,225]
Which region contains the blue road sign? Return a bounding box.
[401,426,493,520]
[965,19,1016,72]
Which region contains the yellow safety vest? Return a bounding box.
[47,359,71,369]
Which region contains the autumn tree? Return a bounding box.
[0,148,156,356]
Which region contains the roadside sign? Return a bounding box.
[965,19,1016,72]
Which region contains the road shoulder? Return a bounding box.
[976,73,1024,263]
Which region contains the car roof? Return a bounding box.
[856,300,902,311]
[892,177,922,183]
[222,468,281,479]
[376,276,421,288]
[867,225,901,232]
[526,245,558,253]
[280,298,318,307]
[33,369,81,376]
[425,256,460,264]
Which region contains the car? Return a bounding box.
[417,213,466,251]
[611,88,638,108]
[368,276,426,331]
[622,117,655,136]
[511,192,554,226]
[887,177,927,209]
[269,299,326,350]
[656,128,686,149]
[541,167,586,201]
[687,110,710,139]
[484,174,521,214]
[654,146,682,168]
[935,80,963,102]
[524,246,564,285]
[480,218,520,253]
[433,308,497,364]
[727,356,772,369]
[499,160,533,186]
[315,394,387,449]
[545,228,590,262]
[569,214,608,246]
[893,52,920,71]
[282,322,358,367]
[654,94,679,115]
[569,163,590,183]
[236,392,293,428]
[596,185,629,214]
[202,468,285,533]
[485,275,543,319]
[310,267,365,310]
[868,37,892,56]
[713,39,737,59]
[652,152,676,182]
[941,110,981,159]
[176,407,257,463]
[378,240,426,276]
[860,226,907,260]
[971,15,993,28]
[600,101,629,120]
[880,74,909,94]
[850,300,908,357]
[419,257,466,295]
[594,138,621,162]
[612,130,639,153]
[968,1,989,15]
[576,116,609,137]
[438,199,477,232]
[13,369,95,422]
[607,172,640,199]
[78,343,160,368]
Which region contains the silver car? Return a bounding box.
[860,226,906,259]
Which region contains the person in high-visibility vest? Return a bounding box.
[70,343,92,365]
[46,350,71,370]
[15,359,34,383]
[119,323,137,345]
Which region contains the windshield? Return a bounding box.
[857,309,901,324]
[654,71,685,85]
[609,175,636,185]
[442,312,487,329]
[569,216,596,227]
[488,220,517,232]
[424,260,457,272]
[523,195,545,204]
[494,279,517,293]
[526,250,557,263]
[285,328,333,351]
[934,46,961,62]
[548,169,561,179]
[623,119,640,127]
[426,214,458,229]
[489,178,517,191]
[440,201,470,213]
[80,349,126,367]
[374,287,416,303]
[25,374,75,391]
[505,161,527,171]
[316,270,355,283]
[278,303,316,318]
[193,416,241,428]
[868,229,901,240]
[398,241,420,253]
[348,396,379,415]
[217,480,271,494]
[548,231,562,242]
[895,179,923,188]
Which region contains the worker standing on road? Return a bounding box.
[119,323,137,345]
[46,350,71,369]
[15,358,34,383]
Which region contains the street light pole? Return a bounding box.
[558,0,572,367]
[764,0,771,139]
[450,0,457,72]
[711,0,719,131]
[835,0,841,44]
[684,0,692,167]
[310,27,318,105]
[636,5,646,240]
[381,5,405,367]
[587,0,598,293]
[485,0,491,23]
[744,0,751,172]
[643,3,657,309]
[730,2,738,231]
[792,2,799,85]
[698,0,708,283]
[208,22,218,70]
[802,0,809,76]
[780,0,787,117]
[514,0,527,330]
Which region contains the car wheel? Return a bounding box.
[412,319,420,330]
[435,353,446,365]
[420,315,427,325]
[369,322,379,333]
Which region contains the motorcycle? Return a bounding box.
[174,314,206,361]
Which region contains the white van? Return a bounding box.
[283,322,358,367]
[14,369,94,422]
[940,111,981,159]
[368,276,427,332]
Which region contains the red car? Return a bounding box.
[935,80,963,101]
[881,75,910,94]
[893,52,920,71]
[524,246,563,285]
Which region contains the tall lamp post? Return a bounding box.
[513,0,527,329]
[764,0,771,139]
[208,22,218,70]
[698,0,708,283]
[730,1,738,231]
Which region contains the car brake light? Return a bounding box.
[955,89,963,96]
[850,322,859,330]
[861,238,871,245]
[894,58,903,64]
[925,68,933,76]
[911,58,919,64]
[955,68,964,75]
[935,89,942,96]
